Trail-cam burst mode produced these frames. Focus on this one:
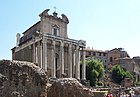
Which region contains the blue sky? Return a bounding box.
[0,0,140,59]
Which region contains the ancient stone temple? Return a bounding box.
[11,9,86,80]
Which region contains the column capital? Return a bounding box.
[69,42,72,48]
[60,40,64,47]
[52,40,56,45]
[42,37,47,43]
[76,45,80,50]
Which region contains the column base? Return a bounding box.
[80,79,90,87]
[61,73,67,78]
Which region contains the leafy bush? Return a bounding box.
[86,59,105,86]
[134,82,140,86]
[111,64,133,84]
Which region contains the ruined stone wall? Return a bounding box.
[0,60,47,97]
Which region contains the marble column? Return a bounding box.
[75,45,80,79]
[82,47,86,79]
[60,41,64,77]
[37,41,42,68]
[33,43,36,63]
[36,43,39,64]
[40,43,42,68]
[42,37,47,71]
[73,49,76,77]
[68,43,72,78]
[51,40,56,78]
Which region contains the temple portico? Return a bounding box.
[32,33,86,79]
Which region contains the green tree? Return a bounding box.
[86,59,104,86]
[111,64,133,84]
[125,71,134,79]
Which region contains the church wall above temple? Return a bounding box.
[39,9,68,38]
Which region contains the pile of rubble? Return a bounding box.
[0,60,47,97]
[48,78,95,97]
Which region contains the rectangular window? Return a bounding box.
[103,53,106,56]
[53,28,57,36]
[99,52,101,56]
[93,52,96,56]
[110,57,113,62]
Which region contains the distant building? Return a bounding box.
[84,47,108,69]
[83,47,130,70]
[116,57,137,73]
[107,48,129,66]
[116,57,140,82]
[11,9,86,79]
[133,56,140,67]
[84,47,140,81]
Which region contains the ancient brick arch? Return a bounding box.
[0,60,47,97]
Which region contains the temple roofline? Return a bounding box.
[22,21,40,34]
